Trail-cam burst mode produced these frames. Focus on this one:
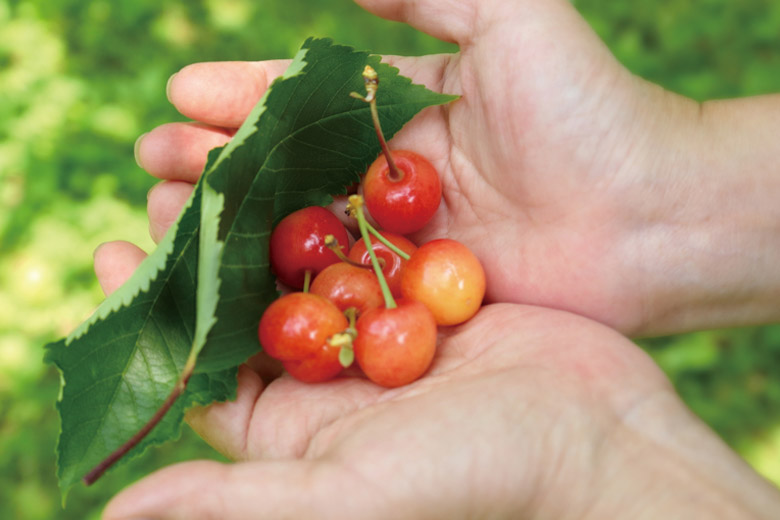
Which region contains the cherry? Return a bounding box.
[362,150,442,235]
[348,230,417,298]
[401,238,486,326]
[281,355,343,385]
[344,194,439,387]
[258,292,348,383]
[310,262,384,316]
[269,206,350,290]
[351,65,442,235]
[354,298,437,388]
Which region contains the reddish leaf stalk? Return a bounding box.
[83,363,194,486]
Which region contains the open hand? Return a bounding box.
[101,303,778,519]
[104,0,706,339]
[95,1,780,517]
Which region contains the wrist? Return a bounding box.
[594,398,780,519]
[530,389,780,519]
[620,87,780,335]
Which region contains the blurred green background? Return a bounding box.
[1,0,778,518]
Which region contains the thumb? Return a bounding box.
[354,0,478,44]
[102,459,339,520]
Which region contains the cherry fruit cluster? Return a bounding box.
[257,66,486,388]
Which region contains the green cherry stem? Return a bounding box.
[349,194,396,309]
[364,221,411,261]
[329,307,358,368]
[303,269,312,293]
[350,65,402,182]
[343,307,358,336]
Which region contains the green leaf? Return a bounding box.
[45,173,237,496]
[45,37,457,497]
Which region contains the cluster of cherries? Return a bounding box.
[257,66,485,388]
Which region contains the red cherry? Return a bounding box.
[282,355,343,384]
[362,150,442,235]
[258,292,347,383]
[353,299,437,388]
[310,262,384,316]
[269,206,350,289]
[401,238,486,326]
[348,231,417,298]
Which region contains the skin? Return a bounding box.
[116,0,780,339]
[101,305,780,519]
[95,0,780,518]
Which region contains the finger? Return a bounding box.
[102,459,336,520]
[165,53,453,133]
[167,60,292,128]
[147,181,195,243]
[354,0,477,44]
[93,241,148,296]
[184,365,265,460]
[135,122,233,183]
[187,365,381,461]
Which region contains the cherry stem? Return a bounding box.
[351,65,402,182]
[303,269,312,293]
[324,235,377,269]
[344,307,358,332]
[364,222,411,261]
[349,194,396,309]
[332,307,358,368]
[83,356,196,485]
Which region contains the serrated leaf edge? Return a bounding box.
[187,44,314,355]
[63,190,197,345]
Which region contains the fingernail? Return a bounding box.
[134,132,148,169]
[166,72,177,103]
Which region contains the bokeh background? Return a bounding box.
[1,0,779,518]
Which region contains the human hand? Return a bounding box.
[107,0,780,339]
[116,0,667,336]
[92,2,780,517]
[100,303,780,519]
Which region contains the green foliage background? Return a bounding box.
[0,0,777,518]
